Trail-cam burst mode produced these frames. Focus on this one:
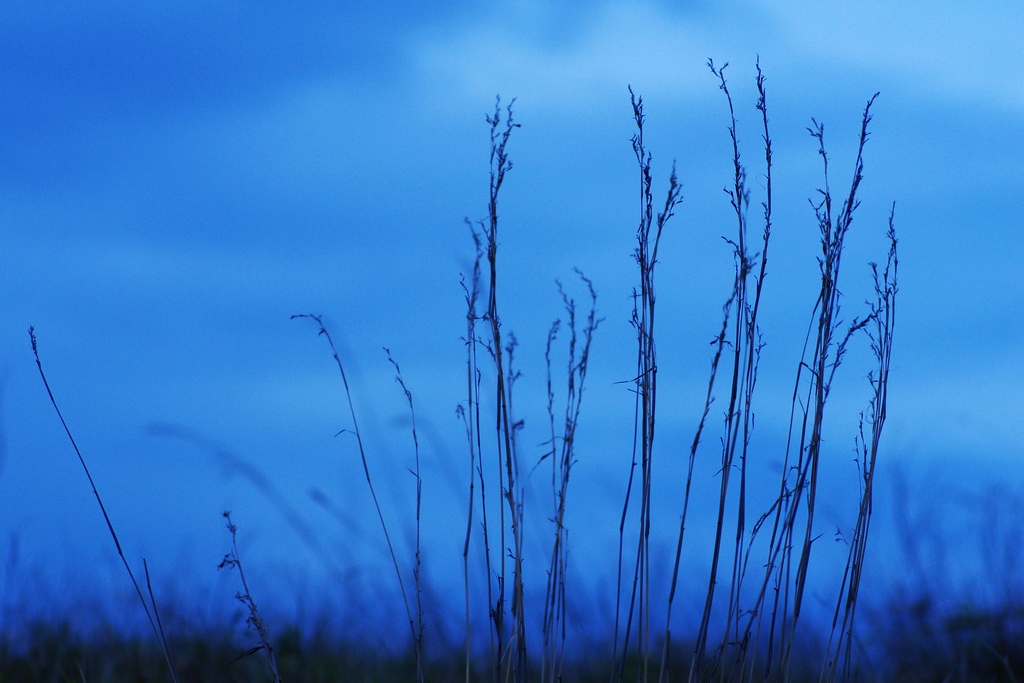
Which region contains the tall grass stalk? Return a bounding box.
[384,347,426,683]
[459,223,486,683]
[540,271,601,683]
[291,314,419,673]
[484,97,528,683]
[612,86,682,683]
[459,97,528,683]
[684,59,773,682]
[821,209,898,683]
[28,327,179,683]
[656,65,760,677]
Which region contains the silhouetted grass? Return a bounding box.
[20,62,1024,683]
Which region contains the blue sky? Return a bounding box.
[1,1,1022,643]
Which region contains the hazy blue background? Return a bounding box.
[1,1,1022,646]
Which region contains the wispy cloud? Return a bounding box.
[758,0,1024,111]
[408,3,769,111]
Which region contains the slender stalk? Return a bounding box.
[460,96,526,683]
[687,59,772,683]
[291,313,417,669]
[484,97,525,683]
[615,86,681,683]
[660,299,730,683]
[541,272,601,683]
[460,222,485,683]
[219,512,282,683]
[690,59,754,680]
[29,327,179,683]
[385,348,426,683]
[821,209,897,683]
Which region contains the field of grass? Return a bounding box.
[5,62,1023,683]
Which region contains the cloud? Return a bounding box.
[405,1,1023,117]
[758,0,1024,112]
[408,3,763,112]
